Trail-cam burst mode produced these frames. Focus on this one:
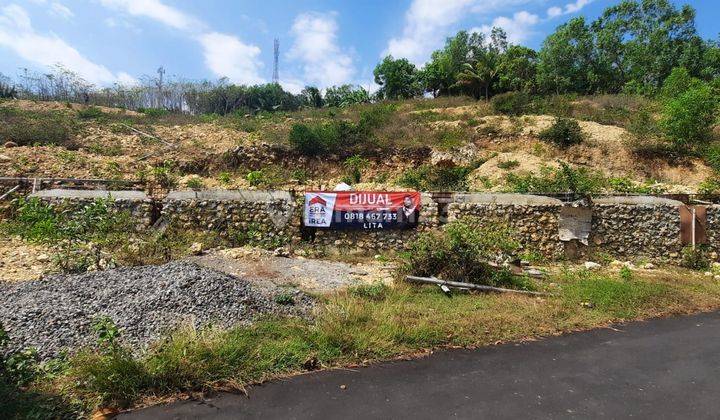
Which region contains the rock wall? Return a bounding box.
[161,190,299,247]
[447,193,565,258]
[309,194,439,253]
[29,189,156,230]
[25,189,715,262]
[588,197,683,261]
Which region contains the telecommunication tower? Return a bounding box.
[272,38,279,84]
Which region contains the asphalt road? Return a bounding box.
[119,311,720,419]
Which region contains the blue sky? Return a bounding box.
[0,0,717,93]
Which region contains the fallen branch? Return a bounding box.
[120,123,174,147]
[405,275,552,297]
[0,184,20,200]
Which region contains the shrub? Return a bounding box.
[538,118,584,148]
[505,162,605,194]
[680,246,709,271]
[0,108,76,147]
[703,144,720,173]
[661,85,717,147]
[343,155,370,184]
[137,107,168,118]
[660,67,702,99]
[397,165,472,191]
[217,172,232,184]
[401,218,524,288]
[491,91,532,116]
[2,198,59,243]
[77,106,104,119]
[288,121,347,156]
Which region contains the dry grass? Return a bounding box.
[12,265,718,417]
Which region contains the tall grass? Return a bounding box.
[41,269,711,414]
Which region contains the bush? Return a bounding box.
[660,67,703,99]
[77,106,105,119]
[680,246,710,271]
[0,108,76,147]
[288,121,348,156]
[491,91,532,116]
[137,107,169,117]
[397,164,473,191]
[538,118,584,148]
[343,155,370,184]
[401,218,524,288]
[505,162,605,194]
[661,85,717,147]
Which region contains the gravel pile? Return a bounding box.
[0,261,313,360]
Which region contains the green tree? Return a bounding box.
[324,84,370,107]
[456,58,498,101]
[497,45,537,92]
[536,17,596,94]
[661,84,717,147]
[300,86,323,108]
[593,0,700,94]
[373,56,422,100]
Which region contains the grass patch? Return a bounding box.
[7,266,720,416]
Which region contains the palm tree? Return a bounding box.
[456,58,498,101]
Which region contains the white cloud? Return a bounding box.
[98,0,201,31]
[471,11,540,45]
[546,0,594,17]
[288,12,354,87]
[98,0,264,84]
[49,2,73,19]
[0,4,131,85]
[198,32,264,85]
[384,0,535,65]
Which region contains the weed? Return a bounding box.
[538,118,584,148]
[77,106,105,119]
[218,172,232,185]
[497,160,520,170]
[619,266,633,281]
[349,282,389,301]
[680,246,709,271]
[246,170,265,187]
[274,293,296,306]
[491,91,532,116]
[397,165,472,191]
[185,177,204,190]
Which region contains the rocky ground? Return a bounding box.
[0,237,54,282]
[0,261,313,360]
[190,247,396,293]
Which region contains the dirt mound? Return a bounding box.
[468,152,561,190]
[0,99,142,116]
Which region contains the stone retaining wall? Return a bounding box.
[588,197,683,261]
[309,194,439,253]
[25,189,716,262]
[161,190,300,246]
[447,193,565,258]
[29,189,155,230]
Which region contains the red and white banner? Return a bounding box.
[304,191,421,230]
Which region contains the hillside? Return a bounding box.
[0,95,716,194]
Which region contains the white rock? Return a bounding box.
[189,242,204,255]
[715,275,720,281]
[584,261,601,270]
[0,154,11,162]
[704,271,713,277]
[642,263,656,270]
[36,254,50,262]
[609,260,624,267]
